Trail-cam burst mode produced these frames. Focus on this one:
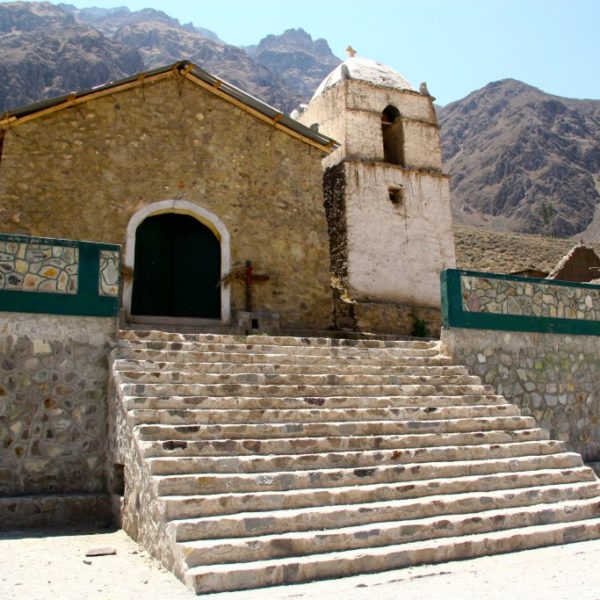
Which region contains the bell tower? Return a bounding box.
[297,52,456,334]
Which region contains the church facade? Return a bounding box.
[0,62,335,331]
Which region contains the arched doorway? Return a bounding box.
[131,213,221,319]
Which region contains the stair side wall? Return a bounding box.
[108,371,182,574]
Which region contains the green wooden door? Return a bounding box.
[131,214,221,318]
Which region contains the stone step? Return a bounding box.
[279,329,423,342]
[121,327,413,342]
[173,481,600,540]
[121,382,492,398]
[0,493,112,530]
[155,454,583,495]
[119,329,436,349]
[183,516,600,593]
[146,439,567,476]
[136,416,537,442]
[179,497,600,568]
[112,348,454,366]
[115,371,481,387]
[111,329,600,591]
[113,359,469,377]
[142,428,549,458]
[129,404,520,428]
[162,467,594,519]
[116,340,442,358]
[125,393,509,412]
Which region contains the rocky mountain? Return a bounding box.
[247,28,340,103]
[2,2,600,241]
[60,3,294,110]
[62,5,340,112]
[0,2,340,114]
[0,2,143,112]
[438,80,600,238]
[59,5,221,40]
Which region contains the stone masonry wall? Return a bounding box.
[0,74,332,329]
[322,163,348,285]
[0,313,116,495]
[443,328,600,460]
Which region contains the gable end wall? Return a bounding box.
[0,76,332,328]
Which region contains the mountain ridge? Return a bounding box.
[438,78,600,239]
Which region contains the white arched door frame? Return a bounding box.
[123,200,231,323]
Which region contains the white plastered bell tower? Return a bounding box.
[297,51,456,331]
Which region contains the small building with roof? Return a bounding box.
[547,243,600,283]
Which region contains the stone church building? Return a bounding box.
[0,57,454,334]
[3,55,600,593]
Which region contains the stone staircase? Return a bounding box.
[110,330,600,594]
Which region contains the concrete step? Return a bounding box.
[113,359,468,376]
[115,371,481,387]
[162,467,595,519]
[179,497,600,567]
[136,416,538,442]
[119,329,437,349]
[146,439,568,476]
[121,382,492,398]
[141,428,549,458]
[115,340,443,358]
[128,404,521,427]
[112,348,454,366]
[184,516,600,593]
[125,393,508,412]
[173,481,600,540]
[155,455,583,495]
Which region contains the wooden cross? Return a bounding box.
[346,45,357,58]
[231,260,270,312]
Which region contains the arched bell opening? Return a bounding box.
[381,105,404,166]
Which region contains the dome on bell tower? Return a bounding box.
[311,56,414,100]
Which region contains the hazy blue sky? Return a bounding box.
[6,0,600,105]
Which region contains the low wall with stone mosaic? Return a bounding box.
[0,313,117,496]
[442,269,600,335]
[441,269,600,458]
[0,234,120,317]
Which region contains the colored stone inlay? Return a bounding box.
[461,275,600,321]
[99,250,119,297]
[0,240,78,294]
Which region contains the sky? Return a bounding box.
[5,0,600,105]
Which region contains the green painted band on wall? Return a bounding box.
[441,268,600,336]
[0,233,120,317]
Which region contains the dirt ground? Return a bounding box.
[2,527,600,600]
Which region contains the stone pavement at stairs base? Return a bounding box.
[2,527,600,600]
